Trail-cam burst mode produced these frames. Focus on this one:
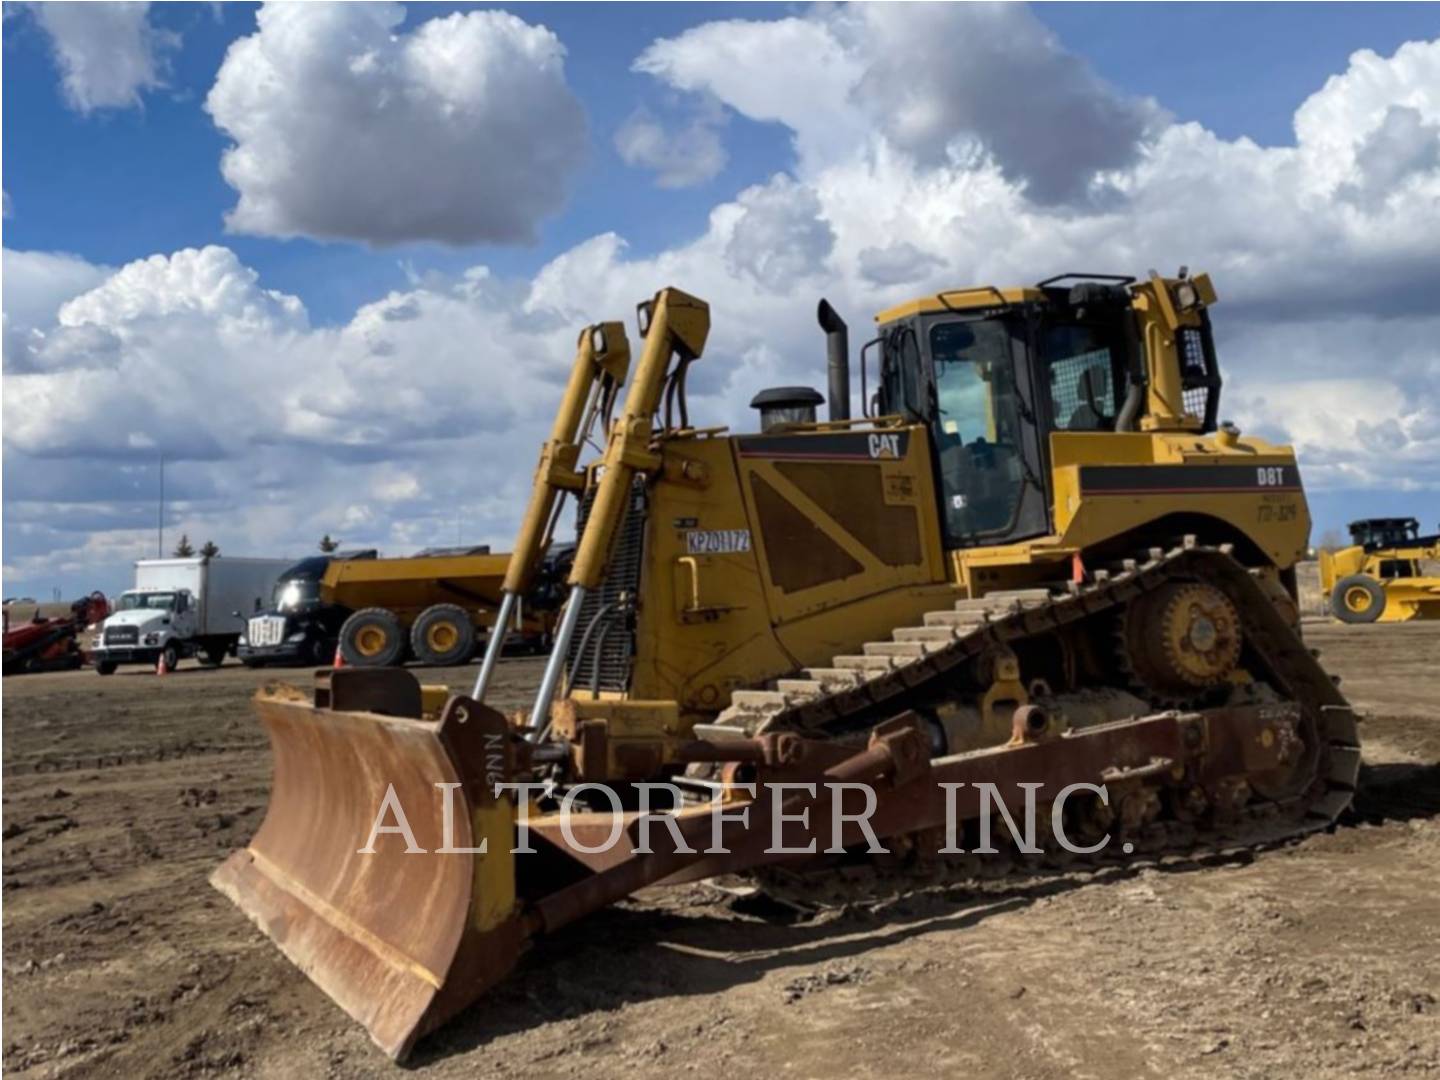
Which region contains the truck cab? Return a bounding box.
[238,551,377,668]
[94,588,198,673]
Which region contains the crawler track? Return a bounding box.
[707,544,1362,905]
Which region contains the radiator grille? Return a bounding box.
[104,625,138,645]
[248,616,286,647]
[565,477,647,693]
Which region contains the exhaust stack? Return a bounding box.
[817,298,850,421]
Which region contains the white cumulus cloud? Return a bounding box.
[635,4,1161,203]
[614,103,728,188]
[206,2,587,245]
[5,13,1440,597]
[29,1,176,113]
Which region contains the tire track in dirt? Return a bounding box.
[3,636,1438,1078]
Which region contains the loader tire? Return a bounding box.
[410,604,476,667]
[339,608,407,667]
[1332,575,1385,624]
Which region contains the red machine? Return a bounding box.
[2,593,111,675]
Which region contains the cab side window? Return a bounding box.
[1044,323,1121,432]
[880,326,926,419]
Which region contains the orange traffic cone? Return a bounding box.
[156,652,169,676]
[332,646,346,669]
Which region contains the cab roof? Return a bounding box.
[874,285,1045,324]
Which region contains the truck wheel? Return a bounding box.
[96,661,117,676]
[339,609,407,667]
[1331,575,1386,624]
[161,643,180,672]
[202,642,227,667]
[410,604,476,666]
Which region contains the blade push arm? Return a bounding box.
[527,288,711,731]
[472,322,630,701]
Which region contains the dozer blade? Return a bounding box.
[211,670,526,1060]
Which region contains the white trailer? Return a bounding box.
[94,556,291,674]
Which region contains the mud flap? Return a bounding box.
[211,672,526,1060]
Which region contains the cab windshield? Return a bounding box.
[273,579,320,610]
[929,319,1025,539]
[117,592,177,612]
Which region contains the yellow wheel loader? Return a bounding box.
[214,272,1359,1060]
[1319,517,1440,623]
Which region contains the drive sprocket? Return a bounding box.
[1118,580,1242,706]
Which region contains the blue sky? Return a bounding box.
[3,2,1438,597]
[6,1,1434,322]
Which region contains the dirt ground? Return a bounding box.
[3,623,1438,1079]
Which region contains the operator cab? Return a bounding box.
[1348,517,1421,551]
[868,274,1220,550]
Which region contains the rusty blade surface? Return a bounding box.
[211,685,523,1060]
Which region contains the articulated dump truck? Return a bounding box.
[214,273,1360,1059]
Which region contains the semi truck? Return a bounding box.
[93,556,291,674]
[236,550,378,667]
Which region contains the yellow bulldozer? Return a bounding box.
[214,271,1359,1060]
[1319,517,1440,623]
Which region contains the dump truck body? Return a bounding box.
[319,547,569,668]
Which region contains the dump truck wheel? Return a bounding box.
[202,643,227,667]
[339,608,407,667]
[95,661,117,676]
[410,604,475,666]
[1332,575,1385,624]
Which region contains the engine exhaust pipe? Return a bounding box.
[817,298,850,421]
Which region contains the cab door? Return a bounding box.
[921,314,1050,548]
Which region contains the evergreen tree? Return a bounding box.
[199,540,220,557]
[318,534,340,553]
[172,534,195,557]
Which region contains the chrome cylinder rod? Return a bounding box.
[526,585,587,738]
[470,591,518,702]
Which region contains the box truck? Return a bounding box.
[93,556,291,674]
